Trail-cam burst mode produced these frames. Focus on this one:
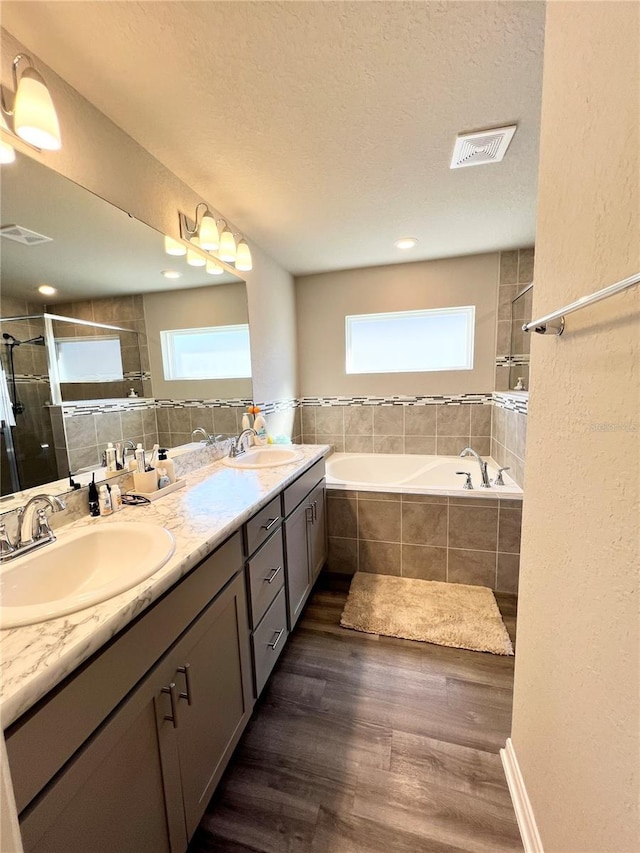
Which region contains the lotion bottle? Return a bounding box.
[105,442,116,472]
[134,443,145,474]
[111,484,123,512]
[253,412,268,445]
[98,484,112,516]
[157,449,176,484]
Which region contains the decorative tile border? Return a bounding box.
[496,355,530,367]
[298,393,493,407]
[155,398,253,409]
[493,393,529,415]
[61,398,158,417]
[14,374,50,384]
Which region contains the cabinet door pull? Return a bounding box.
[261,516,280,531]
[177,663,192,705]
[161,682,179,728]
[312,500,318,522]
[268,628,285,651]
[305,505,313,524]
[264,565,282,584]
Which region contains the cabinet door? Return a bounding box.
[308,482,327,582]
[284,497,312,628]
[169,571,253,840]
[20,654,183,853]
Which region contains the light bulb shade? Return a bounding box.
[199,212,220,250]
[164,235,187,256]
[206,260,224,275]
[187,244,206,267]
[0,114,15,164]
[14,67,61,150]
[235,240,253,271]
[218,228,237,262]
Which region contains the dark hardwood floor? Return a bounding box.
[189,577,522,853]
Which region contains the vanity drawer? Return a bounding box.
[247,528,285,628]
[252,588,288,697]
[244,495,281,556]
[282,458,325,517]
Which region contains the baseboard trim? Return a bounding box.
[500,738,544,853]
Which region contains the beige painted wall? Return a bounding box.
[511,3,639,852]
[295,253,499,397]
[143,283,252,400]
[0,27,297,432]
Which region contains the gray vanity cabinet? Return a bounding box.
[10,535,253,853]
[283,464,327,629]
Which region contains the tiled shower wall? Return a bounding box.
[491,397,527,487]
[495,247,534,392]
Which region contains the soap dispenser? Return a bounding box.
[157,449,176,484]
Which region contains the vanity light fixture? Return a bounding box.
[0,114,16,164]
[164,235,187,256]
[1,54,61,151]
[161,270,182,279]
[235,238,253,272]
[394,237,418,250]
[206,260,224,275]
[37,284,56,296]
[180,203,220,250]
[186,237,206,267]
[218,224,237,263]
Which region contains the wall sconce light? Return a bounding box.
[235,238,253,272]
[1,54,61,151]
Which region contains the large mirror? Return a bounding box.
[0,152,250,501]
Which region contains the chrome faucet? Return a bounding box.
[0,494,66,563]
[459,447,491,488]
[229,428,257,458]
[191,428,213,445]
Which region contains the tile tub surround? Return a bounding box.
[326,488,521,594]
[301,396,493,457]
[0,444,330,728]
[495,248,535,392]
[491,402,527,488]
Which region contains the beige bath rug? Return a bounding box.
[340,572,514,656]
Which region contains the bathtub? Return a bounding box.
[325,452,522,500]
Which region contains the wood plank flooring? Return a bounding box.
[188,576,522,853]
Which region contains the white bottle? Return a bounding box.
[135,443,146,474]
[157,467,171,489]
[253,413,268,446]
[105,442,116,472]
[98,485,112,516]
[111,484,123,512]
[241,412,252,432]
[157,449,176,484]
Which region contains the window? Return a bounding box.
[160,324,251,381]
[56,336,124,383]
[345,306,475,374]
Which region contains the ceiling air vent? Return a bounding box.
[450,125,517,169]
[0,224,53,245]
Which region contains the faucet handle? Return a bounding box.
[493,467,510,486]
[35,507,56,541]
[0,521,16,559]
[456,471,474,490]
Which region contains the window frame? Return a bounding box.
[160,323,252,382]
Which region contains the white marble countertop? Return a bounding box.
[0,445,329,729]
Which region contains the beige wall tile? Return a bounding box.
[64,413,97,449]
[471,405,492,436]
[358,539,401,575]
[95,411,123,445]
[436,436,467,456]
[356,491,401,502]
[448,549,496,587]
[327,497,358,539]
[401,493,448,505]
[496,321,511,356]
[327,537,358,575]
[436,404,471,436]
[345,406,373,436]
[404,406,436,435]
[316,433,345,452]
[448,505,498,551]
[499,251,519,285]
[518,248,535,283]
[404,435,437,455]
[498,508,522,554]
[401,545,446,581]
[374,435,404,454]
[357,499,401,542]
[496,552,520,594]
[374,406,404,435]
[401,502,447,546]
[316,406,344,434]
[345,434,374,453]
[469,436,491,456]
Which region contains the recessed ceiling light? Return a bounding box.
[161,270,182,279]
[394,237,418,250]
[37,284,56,296]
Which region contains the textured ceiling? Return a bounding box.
[1,1,545,275]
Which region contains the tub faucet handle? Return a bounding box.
[456,471,474,490]
[493,467,510,486]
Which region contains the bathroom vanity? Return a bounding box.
[0,447,328,852]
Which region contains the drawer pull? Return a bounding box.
[261,516,280,531]
[161,682,179,728]
[177,663,192,705]
[264,565,282,584]
[268,628,285,651]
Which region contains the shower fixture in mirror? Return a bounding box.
[509,283,533,391]
[0,150,250,499]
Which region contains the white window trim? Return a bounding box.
[345,306,475,375]
[160,324,251,381]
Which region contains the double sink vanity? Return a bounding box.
[0,443,328,852]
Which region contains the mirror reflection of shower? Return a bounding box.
[0,316,59,496]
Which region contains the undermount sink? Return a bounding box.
[0,522,175,629]
[222,446,304,469]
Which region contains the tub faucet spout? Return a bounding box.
[459,447,491,488]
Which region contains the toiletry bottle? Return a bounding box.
[105,442,117,472]
[135,443,146,474]
[253,412,268,445]
[157,449,176,484]
[115,442,124,470]
[157,467,170,489]
[242,410,252,431]
[88,473,100,517]
[98,484,112,516]
[111,484,123,512]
